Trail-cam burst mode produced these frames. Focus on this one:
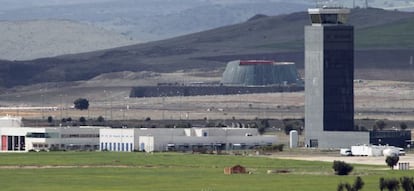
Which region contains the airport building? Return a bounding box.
[100,127,277,152]
[0,116,102,152]
[221,60,302,86]
[304,7,369,148]
[0,116,277,152]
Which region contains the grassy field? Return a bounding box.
[0,152,411,191]
[356,17,414,49]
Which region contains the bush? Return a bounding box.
[47,116,53,123]
[400,122,408,130]
[337,176,364,191]
[79,116,86,125]
[400,177,414,191]
[385,156,399,170]
[333,160,353,175]
[374,120,386,130]
[258,126,266,135]
[74,98,89,110]
[259,144,284,152]
[379,178,400,191]
[283,119,303,135]
[97,116,105,123]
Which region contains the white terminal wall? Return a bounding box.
[0,126,102,152]
[0,116,23,127]
[101,128,276,152]
[139,135,277,152]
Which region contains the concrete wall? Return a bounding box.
[130,85,303,98]
[306,131,369,149]
[305,24,360,148]
[305,26,325,147]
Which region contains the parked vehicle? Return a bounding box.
[340,148,352,156]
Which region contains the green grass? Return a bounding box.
[356,17,414,49]
[0,152,411,191]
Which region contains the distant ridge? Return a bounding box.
[1,8,414,88]
[0,20,138,61]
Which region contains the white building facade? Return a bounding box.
[100,128,278,152]
[0,126,102,152]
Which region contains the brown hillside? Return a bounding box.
[1,8,414,87]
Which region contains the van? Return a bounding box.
[340,148,352,156]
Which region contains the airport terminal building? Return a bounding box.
[0,116,277,153]
[100,127,277,152]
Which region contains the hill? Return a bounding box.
[1,8,414,88]
[0,20,138,61]
[0,0,310,42]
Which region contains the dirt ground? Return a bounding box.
[0,78,413,121]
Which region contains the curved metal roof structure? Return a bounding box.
[221,60,302,86]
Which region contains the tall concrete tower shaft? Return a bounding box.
[304,8,367,148]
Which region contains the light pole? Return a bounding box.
[60,94,63,120]
[41,94,44,119]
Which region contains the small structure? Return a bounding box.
[289,130,298,148]
[221,60,302,86]
[398,162,410,170]
[224,165,247,175]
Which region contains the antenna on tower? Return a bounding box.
[365,0,369,8]
[314,0,342,8]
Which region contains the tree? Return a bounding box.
[380,177,386,191]
[400,177,414,191]
[79,116,86,125]
[385,156,399,170]
[353,176,365,191]
[284,119,303,135]
[333,160,353,175]
[337,183,352,191]
[258,126,266,135]
[47,116,53,123]
[74,98,89,110]
[97,116,104,123]
[374,120,387,130]
[337,176,364,191]
[400,122,408,130]
[383,178,400,191]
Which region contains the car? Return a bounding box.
[398,148,406,156]
[340,148,352,156]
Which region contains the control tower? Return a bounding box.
[304,7,368,148]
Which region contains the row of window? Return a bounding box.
[101,135,133,138]
[101,142,134,152]
[61,134,99,138]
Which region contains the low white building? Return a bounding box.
[0,116,278,153]
[100,128,277,152]
[0,116,23,128]
[0,126,103,152]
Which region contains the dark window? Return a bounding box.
[7,136,12,151]
[310,14,321,23]
[321,14,338,24]
[310,139,319,147]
